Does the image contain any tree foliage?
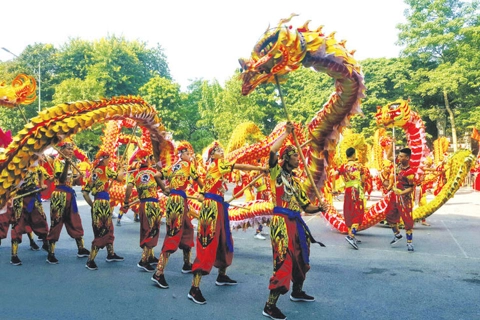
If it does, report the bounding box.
[397,0,480,148]
[1,2,480,156]
[138,76,182,133]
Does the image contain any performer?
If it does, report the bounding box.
[379,160,394,195]
[473,158,480,191]
[187,141,266,305]
[151,141,204,289]
[122,150,170,272]
[9,162,50,265]
[0,204,10,247]
[331,147,368,249]
[432,155,449,196]
[46,140,90,264]
[40,154,56,201]
[0,147,10,247]
[262,123,326,320]
[417,157,437,226]
[252,166,270,240]
[232,169,249,199]
[82,151,126,270]
[386,148,416,252]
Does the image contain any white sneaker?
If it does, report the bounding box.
[254,233,266,240]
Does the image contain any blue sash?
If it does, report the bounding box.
[204,192,233,252]
[94,191,110,201]
[56,185,79,214]
[140,198,159,203]
[25,188,41,213]
[170,189,187,199]
[273,207,325,264]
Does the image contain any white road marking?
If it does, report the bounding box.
[441,220,469,258]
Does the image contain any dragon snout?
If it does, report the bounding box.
[241,84,254,96]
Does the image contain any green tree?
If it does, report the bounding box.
[196,73,283,145]
[55,36,171,97]
[55,39,95,81]
[52,76,105,105]
[20,43,58,113]
[352,57,415,142]
[276,67,334,127]
[50,76,107,155]
[0,61,31,131]
[177,79,217,151]
[197,79,223,142]
[216,75,280,142]
[138,76,182,133]
[0,43,57,132]
[397,0,480,150]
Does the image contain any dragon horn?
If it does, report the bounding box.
[238,58,248,70]
[278,13,299,26]
[300,20,311,31]
[264,23,271,33]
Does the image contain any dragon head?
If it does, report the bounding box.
[375,99,411,128]
[238,14,308,95]
[0,74,37,108]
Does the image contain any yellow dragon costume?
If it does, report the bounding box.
[0,74,37,108]
[0,96,172,211]
[236,15,474,233]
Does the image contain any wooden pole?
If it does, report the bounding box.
[226,173,265,203]
[124,198,140,208]
[187,210,200,219]
[274,75,324,204]
[226,139,311,203]
[44,154,55,173]
[300,139,312,148]
[53,147,84,178]
[187,196,249,211]
[392,127,396,186]
[18,105,29,124]
[120,124,138,166]
[12,188,42,200]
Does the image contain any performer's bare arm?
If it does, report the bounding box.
[393,186,413,196]
[330,168,339,177]
[269,122,294,167]
[38,170,47,190]
[82,191,93,207]
[194,177,205,192]
[116,167,126,182]
[59,159,70,184]
[123,183,134,205]
[154,173,170,195]
[386,173,394,191]
[303,203,325,214]
[386,143,394,162]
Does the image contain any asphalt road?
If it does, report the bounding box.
[1,186,479,320]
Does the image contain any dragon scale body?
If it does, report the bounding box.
[239,15,364,199]
[238,16,364,230]
[0,96,170,210]
[238,17,473,233]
